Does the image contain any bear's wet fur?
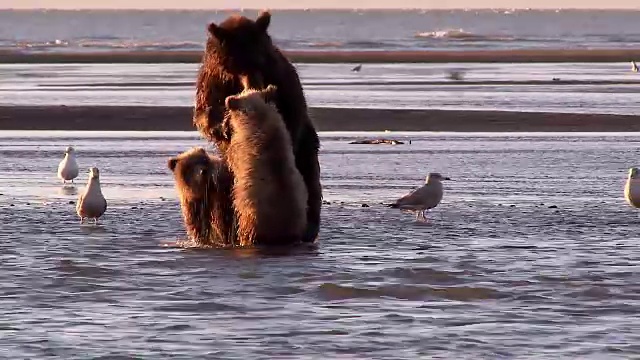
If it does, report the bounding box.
[168,147,236,247]
[224,85,308,247]
[194,11,322,244]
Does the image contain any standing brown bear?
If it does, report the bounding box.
[193,11,322,245]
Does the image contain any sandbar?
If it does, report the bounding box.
[2,49,640,64]
[1,105,640,132]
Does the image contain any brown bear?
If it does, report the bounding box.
[193,10,322,245]
[167,147,236,247]
[224,85,308,247]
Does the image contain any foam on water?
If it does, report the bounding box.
[2,9,640,52]
[0,131,638,358]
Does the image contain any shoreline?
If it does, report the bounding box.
[2,106,640,132]
[2,49,640,64]
[38,79,640,88]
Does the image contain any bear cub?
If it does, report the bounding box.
[224,85,308,247]
[168,147,235,247]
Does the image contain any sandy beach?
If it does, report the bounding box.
[3,48,640,64]
[1,105,640,132]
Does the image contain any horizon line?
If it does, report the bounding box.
[1,7,640,11]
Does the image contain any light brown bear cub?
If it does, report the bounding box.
[168,147,236,247]
[224,84,308,247]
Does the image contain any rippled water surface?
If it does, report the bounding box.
[0,130,639,358]
[2,62,640,115]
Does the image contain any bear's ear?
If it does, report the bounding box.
[255,11,271,33]
[260,84,278,103]
[208,22,226,40]
[225,95,241,110]
[168,158,178,172]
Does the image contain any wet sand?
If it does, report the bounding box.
[1,105,640,132]
[3,48,640,64]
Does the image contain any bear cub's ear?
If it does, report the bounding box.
[207,22,226,40]
[225,95,241,110]
[260,84,278,103]
[255,11,271,33]
[168,158,178,172]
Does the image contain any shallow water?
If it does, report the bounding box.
[0,130,638,358]
[1,62,640,115]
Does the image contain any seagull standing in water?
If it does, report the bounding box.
[624,167,640,208]
[57,146,79,184]
[77,167,107,224]
[388,173,451,221]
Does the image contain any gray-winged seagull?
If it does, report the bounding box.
[388,172,451,221]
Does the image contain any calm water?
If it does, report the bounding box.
[0,130,639,358]
[1,9,640,52]
[1,62,640,114]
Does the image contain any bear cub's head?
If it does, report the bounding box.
[224,84,278,116]
[168,147,220,199]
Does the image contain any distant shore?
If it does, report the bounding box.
[2,49,640,64]
[1,106,640,132]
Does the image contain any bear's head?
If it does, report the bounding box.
[168,147,220,199]
[224,84,278,116]
[207,11,273,75]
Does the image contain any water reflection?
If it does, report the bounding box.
[58,185,78,196]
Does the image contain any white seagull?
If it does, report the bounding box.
[624,167,640,208]
[76,167,107,224]
[57,146,79,184]
[388,173,451,221]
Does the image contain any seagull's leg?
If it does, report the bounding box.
[415,211,421,221]
[421,210,428,222]
[93,218,98,225]
[79,217,84,224]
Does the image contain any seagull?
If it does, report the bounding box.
[447,69,465,81]
[57,146,79,184]
[351,64,362,72]
[624,167,640,208]
[388,173,451,221]
[76,167,107,224]
[632,61,638,73]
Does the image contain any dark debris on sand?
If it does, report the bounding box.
[349,139,405,145]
